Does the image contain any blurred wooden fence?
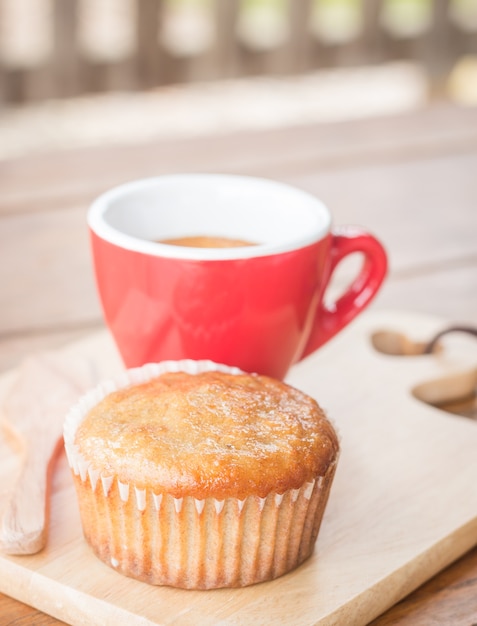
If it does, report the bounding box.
[0,0,476,104]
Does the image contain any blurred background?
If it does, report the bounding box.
[0,0,476,159]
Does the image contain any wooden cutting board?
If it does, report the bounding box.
[1,309,477,626]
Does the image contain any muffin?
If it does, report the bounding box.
[63,360,339,589]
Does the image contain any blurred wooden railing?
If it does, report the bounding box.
[0,0,476,105]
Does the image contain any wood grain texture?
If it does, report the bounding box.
[0,595,65,626]
[0,311,476,625]
[372,546,477,625]
[2,104,477,215]
[3,547,477,626]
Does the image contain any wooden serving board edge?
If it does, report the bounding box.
[336,518,477,626]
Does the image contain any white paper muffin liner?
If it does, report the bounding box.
[63,360,338,589]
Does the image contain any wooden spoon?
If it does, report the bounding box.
[370,330,431,356]
[0,352,95,555]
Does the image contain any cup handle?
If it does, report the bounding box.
[300,226,388,360]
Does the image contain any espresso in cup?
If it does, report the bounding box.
[159,236,257,248]
[88,174,387,379]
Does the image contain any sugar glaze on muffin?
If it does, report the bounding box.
[64,361,339,589]
[75,369,337,499]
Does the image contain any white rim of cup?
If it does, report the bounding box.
[87,174,332,260]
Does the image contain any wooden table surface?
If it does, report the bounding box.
[1,102,476,625]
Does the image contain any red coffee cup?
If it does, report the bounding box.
[88,174,387,379]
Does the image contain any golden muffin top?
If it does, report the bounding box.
[74,370,339,500]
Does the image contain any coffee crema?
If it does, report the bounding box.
[158,235,257,248]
